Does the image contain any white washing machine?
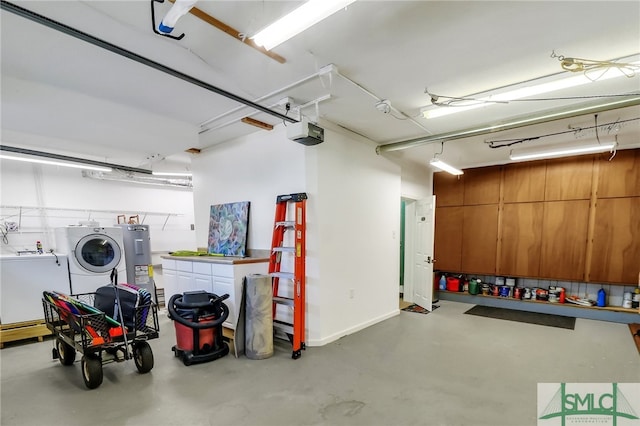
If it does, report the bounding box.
[54,226,127,294]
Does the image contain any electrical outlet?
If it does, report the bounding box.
[349,288,355,299]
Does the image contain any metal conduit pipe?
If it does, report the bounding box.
[375,96,640,154]
[0,0,297,124]
[202,94,332,135]
[333,71,433,135]
[199,64,335,132]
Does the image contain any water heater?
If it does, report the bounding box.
[117,224,156,303]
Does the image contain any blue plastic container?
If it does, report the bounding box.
[597,288,606,307]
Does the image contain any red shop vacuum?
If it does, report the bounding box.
[167,290,230,366]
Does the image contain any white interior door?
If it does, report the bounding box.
[403,201,415,303]
[413,196,435,311]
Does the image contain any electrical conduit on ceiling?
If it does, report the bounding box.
[375,96,640,154]
[0,0,297,125]
[201,94,332,136]
[199,64,336,133]
[199,64,430,137]
[332,71,433,135]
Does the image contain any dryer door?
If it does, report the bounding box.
[74,233,122,274]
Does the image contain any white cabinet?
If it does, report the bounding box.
[213,276,234,327]
[161,258,178,300]
[160,256,268,357]
[177,272,193,296]
[160,257,267,332]
[163,260,216,298]
[193,262,213,294]
[1,254,71,324]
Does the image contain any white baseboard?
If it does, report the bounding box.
[306,309,400,347]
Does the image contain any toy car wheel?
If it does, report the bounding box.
[56,338,76,366]
[81,355,103,389]
[133,341,154,374]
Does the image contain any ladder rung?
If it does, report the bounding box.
[273,296,294,306]
[274,321,294,334]
[270,272,294,280]
[276,221,295,228]
[273,247,295,253]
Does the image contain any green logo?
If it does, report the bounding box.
[539,383,639,425]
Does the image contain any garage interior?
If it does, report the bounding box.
[1,1,639,425]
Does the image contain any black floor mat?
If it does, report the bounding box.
[401,304,439,314]
[464,305,576,330]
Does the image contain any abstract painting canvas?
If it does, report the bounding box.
[208,201,250,256]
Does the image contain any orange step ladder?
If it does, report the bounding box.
[269,193,307,359]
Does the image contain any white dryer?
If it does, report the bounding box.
[54,226,127,294]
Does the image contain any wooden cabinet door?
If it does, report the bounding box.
[499,203,543,277]
[545,156,594,200]
[433,172,464,206]
[463,167,501,205]
[434,206,463,272]
[597,149,640,198]
[590,197,640,284]
[503,161,546,203]
[461,204,499,274]
[540,200,590,281]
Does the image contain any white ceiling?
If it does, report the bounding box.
[1,1,639,173]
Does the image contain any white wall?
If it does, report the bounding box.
[400,161,434,201]
[192,122,402,346]
[313,123,402,345]
[0,159,196,257]
[191,126,307,251]
[2,76,198,165]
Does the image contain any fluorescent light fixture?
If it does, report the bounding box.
[422,58,640,119]
[252,0,356,50]
[0,154,112,172]
[152,171,193,177]
[430,158,464,175]
[509,141,616,161]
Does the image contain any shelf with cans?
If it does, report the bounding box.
[435,272,640,315]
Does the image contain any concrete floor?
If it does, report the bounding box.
[1,300,638,426]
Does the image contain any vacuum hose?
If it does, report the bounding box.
[167,293,229,330]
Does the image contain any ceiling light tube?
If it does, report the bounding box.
[0,145,152,174]
[430,158,464,175]
[151,171,193,177]
[509,141,616,161]
[422,57,640,119]
[252,0,356,50]
[0,154,113,172]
